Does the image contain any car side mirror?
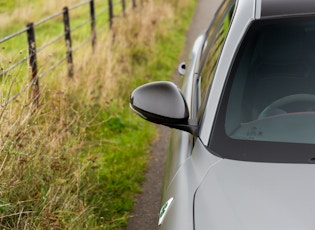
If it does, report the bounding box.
[130,81,198,135]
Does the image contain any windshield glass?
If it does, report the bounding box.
[210,17,315,163]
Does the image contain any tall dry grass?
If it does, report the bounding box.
[0,0,195,228]
[0,0,82,30]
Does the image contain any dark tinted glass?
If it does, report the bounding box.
[210,17,315,163]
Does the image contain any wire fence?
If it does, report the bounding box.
[0,0,139,108]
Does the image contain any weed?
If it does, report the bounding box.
[0,0,196,228]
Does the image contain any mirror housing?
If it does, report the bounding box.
[130,81,198,135]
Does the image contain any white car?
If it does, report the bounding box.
[130,0,315,229]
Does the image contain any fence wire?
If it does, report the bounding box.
[37,34,65,54]
[0,29,27,45]
[34,11,63,27]
[71,18,91,33]
[0,0,137,108]
[0,57,27,77]
[69,0,90,10]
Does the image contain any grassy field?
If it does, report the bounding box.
[0,0,196,229]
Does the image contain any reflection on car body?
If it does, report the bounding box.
[130,0,315,229]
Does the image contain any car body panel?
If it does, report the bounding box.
[160,0,257,228]
[261,0,315,18]
[194,159,315,229]
[159,139,222,229]
[182,33,206,115]
[200,0,255,143]
[162,33,206,192]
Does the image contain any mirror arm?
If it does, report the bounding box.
[163,119,199,136]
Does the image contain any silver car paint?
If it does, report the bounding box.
[162,33,206,191]
[199,0,255,144]
[182,33,206,114]
[255,0,262,18]
[160,0,250,228]
[195,160,315,229]
[159,138,222,230]
[158,0,315,229]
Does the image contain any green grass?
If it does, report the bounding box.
[79,103,156,227]
[0,0,196,228]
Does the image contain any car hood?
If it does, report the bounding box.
[194,159,315,230]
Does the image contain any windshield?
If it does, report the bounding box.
[210,17,315,163]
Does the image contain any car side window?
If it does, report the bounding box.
[197,2,235,111]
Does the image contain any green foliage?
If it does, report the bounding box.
[0,0,196,229]
[79,102,156,227]
[0,1,15,13]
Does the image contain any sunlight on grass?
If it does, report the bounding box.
[0,0,196,228]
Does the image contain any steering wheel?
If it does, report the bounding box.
[258,94,315,119]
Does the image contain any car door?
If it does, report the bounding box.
[161,0,236,197]
[157,4,238,228]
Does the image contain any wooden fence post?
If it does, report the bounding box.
[90,0,97,50]
[122,0,126,17]
[26,22,40,106]
[108,0,113,29]
[63,7,74,77]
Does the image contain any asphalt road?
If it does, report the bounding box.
[125,0,219,229]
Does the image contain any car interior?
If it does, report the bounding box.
[225,19,315,143]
